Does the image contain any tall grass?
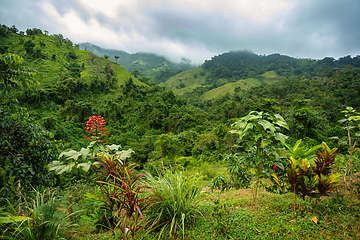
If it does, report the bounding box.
[146,170,205,239]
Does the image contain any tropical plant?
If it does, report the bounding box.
[0,107,59,199]
[224,153,253,189]
[209,175,231,192]
[338,106,360,177]
[0,53,37,91]
[48,115,127,174]
[146,170,205,239]
[229,110,289,208]
[285,141,340,201]
[94,147,159,239]
[2,189,74,240]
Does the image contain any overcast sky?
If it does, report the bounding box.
[1,0,360,64]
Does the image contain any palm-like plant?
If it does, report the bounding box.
[4,189,75,240]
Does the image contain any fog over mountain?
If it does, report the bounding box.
[1,0,360,64]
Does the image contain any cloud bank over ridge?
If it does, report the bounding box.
[1,0,360,64]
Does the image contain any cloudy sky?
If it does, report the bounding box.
[1,0,360,64]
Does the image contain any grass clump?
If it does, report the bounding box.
[146,170,205,239]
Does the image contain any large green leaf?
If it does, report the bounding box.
[58,150,81,160]
[107,144,122,152]
[117,148,135,160]
[274,132,288,145]
[0,215,32,224]
[258,119,275,133]
[77,162,93,172]
[273,113,289,130]
[48,161,75,174]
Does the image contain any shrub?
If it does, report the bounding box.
[285,141,340,200]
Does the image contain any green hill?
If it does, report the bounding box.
[2,24,360,167]
[0,25,208,151]
[160,51,360,100]
[79,42,196,83]
[160,66,208,95]
[161,67,283,100]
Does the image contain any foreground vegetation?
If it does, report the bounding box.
[1,24,360,239]
[2,177,359,239]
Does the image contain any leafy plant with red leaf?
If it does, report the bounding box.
[285,141,340,201]
[94,147,159,239]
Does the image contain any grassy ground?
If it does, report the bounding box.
[66,186,360,240]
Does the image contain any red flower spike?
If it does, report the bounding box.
[273,164,277,171]
[83,115,109,143]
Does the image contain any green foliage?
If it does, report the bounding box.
[0,207,31,224]
[212,198,229,237]
[0,107,59,198]
[94,151,157,239]
[229,110,289,206]
[338,106,360,176]
[2,189,74,240]
[224,154,253,189]
[0,53,37,94]
[285,141,340,200]
[209,175,231,192]
[146,170,204,239]
[48,141,96,174]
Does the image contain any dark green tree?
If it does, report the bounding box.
[0,53,59,198]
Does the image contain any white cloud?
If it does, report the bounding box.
[168,0,294,23]
[2,0,358,63]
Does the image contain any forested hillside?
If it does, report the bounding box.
[0,24,211,165]
[1,23,360,239]
[2,24,360,163]
[79,42,195,83]
[163,50,360,100]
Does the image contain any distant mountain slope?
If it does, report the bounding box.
[79,42,196,83]
[161,50,360,100]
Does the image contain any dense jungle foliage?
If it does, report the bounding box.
[1,24,360,239]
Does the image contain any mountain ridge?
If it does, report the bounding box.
[79,42,196,83]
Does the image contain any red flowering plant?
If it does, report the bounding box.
[83,115,109,143]
[49,115,119,174]
[49,116,157,236]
